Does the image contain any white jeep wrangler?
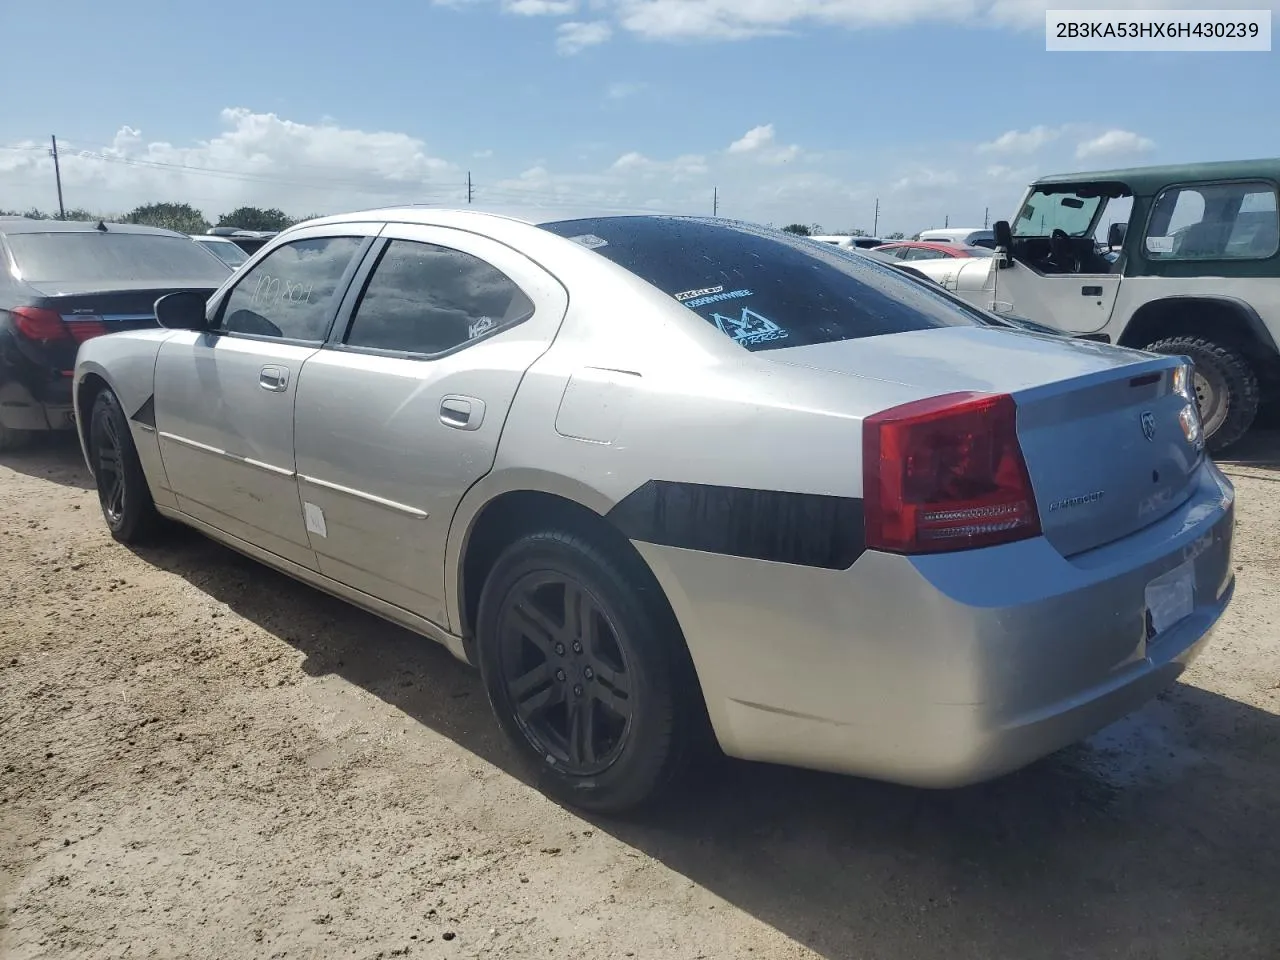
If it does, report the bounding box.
[910,159,1280,452]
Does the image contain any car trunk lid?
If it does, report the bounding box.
[15,283,218,371]
[768,325,1203,557]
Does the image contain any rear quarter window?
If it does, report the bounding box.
[538,216,982,351]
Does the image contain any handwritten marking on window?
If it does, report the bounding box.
[250,272,314,309]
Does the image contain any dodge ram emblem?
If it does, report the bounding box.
[1140,410,1156,441]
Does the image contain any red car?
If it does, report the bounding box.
[872,241,992,262]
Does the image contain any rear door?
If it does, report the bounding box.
[153,226,380,568]
[291,224,569,627]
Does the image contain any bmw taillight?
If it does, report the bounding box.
[862,391,1041,554]
[10,308,110,344]
[65,318,108,343]
[11,306,68,342]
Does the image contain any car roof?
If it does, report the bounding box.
[878,241,955,249]
[0,218,188,238]
[298,203,681,231]
[1033,157,1280,196]
[918,228,989,237]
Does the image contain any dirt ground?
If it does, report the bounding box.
[2,432,1280,960]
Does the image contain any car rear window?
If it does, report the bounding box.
[537,216,981,351]
[6,231,231,284]
[196,237,249,267]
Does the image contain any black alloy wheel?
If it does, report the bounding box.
[476,528,697,813]
[89,389,161,543]
[94,406,127,527]
[497,572,634,776]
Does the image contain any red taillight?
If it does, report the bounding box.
[11,306,68,341]
[65,319,108,343]
[862,391,1041,554]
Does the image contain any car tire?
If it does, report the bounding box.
[89,389,162,543]
[1145,336,1259,453]
[476,528,696,814]
[0,421,34,452]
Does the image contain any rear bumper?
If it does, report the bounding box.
[635,460,1236,787]
[0,376,74,432]
[0,331,74,432]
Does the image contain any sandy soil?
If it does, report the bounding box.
[2,431,1280,960]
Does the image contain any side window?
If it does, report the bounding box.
[218,236,363,340]
[343,239,535,356]
[904,247,944,261]
[1145,180,1279,261]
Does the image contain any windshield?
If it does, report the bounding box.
[538,216,983,352]
[6,231,231,284]
[196,237,249,268]
[1013,189,1103,237]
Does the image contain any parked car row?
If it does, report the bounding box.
[62,203,1234,814]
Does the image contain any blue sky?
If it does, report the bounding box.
[1,0,1277,234]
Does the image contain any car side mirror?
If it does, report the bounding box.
[1107,221,1128,249]
[992,220,1014,269]
[154,291,212,331]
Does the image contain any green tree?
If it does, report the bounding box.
[217,206,292,232]
[291,212,326,226]
[781,223,812,236]
[64,207,108,222]
[887,231,906,240]
[125,201,209,234]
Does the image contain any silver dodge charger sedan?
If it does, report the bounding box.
[72,207,1236,813]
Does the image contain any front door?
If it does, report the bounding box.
[993,259,1122,334]
[291,224,569,627]
[153,227,379,568]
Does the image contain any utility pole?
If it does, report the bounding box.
[873,198,880,237]
[713,187,718,217]
[50,135,65,220]
[944,214,949,229]
[984,207,990,229]
[466,171,473,204]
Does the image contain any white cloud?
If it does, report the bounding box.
[555,20,612,53]
[0,109,458,218]
[0,108,1060,240]
[726,124,802,165]
[977,125,1062,155]
[890,166,960,194]
[445,0,1280,50]
[611,151,708,179]
[503,0,575,13]
[728,124,776,154]
[1075,129,1156,160]
[606,80,649,99]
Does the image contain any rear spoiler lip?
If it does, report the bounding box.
[24,282,223,300]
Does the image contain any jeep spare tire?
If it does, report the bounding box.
[1144,336,1259,453]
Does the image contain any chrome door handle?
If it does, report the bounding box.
[439,395,485,431]
[259,365,289,392]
